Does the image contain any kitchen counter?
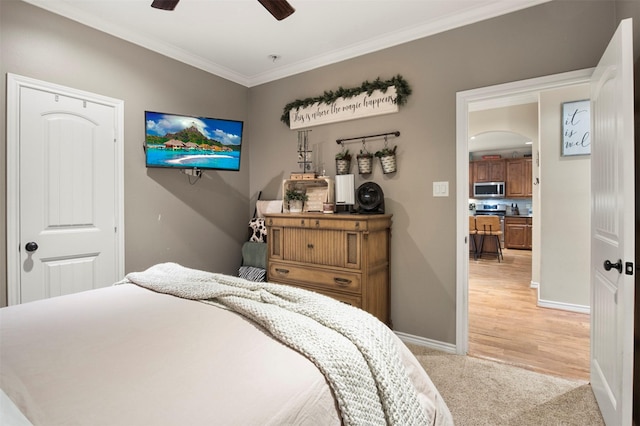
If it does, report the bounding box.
[505,213,533,218]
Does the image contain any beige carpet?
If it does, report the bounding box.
[406,344,604,425]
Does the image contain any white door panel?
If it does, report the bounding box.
[18,85,118,303]
[42,256,99,299]
[590,18,634,426]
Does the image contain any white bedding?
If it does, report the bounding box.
[0,266,452,426]
[1,388,33,426]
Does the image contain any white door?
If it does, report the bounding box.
[590,18,634,426]
[7,75,124,304]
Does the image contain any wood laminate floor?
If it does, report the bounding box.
[468,248,591,380]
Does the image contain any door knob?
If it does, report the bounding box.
[604,259,622,273]
[25,242,39,252]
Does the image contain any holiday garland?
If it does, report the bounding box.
[280,75,411,127]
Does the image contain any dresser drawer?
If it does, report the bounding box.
[306,218,367,231]
[268,262,362,294]
[281,228,360,268]
[303,287,362,308]
[266,216,308,228]
[266,215,368,232]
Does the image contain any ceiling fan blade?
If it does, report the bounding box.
[151,0,180,11]
[257,0,295,21]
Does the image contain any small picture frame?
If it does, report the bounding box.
[561,99,590,156]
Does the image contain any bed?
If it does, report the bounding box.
[0,263,453,425]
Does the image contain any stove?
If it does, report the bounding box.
[475,204,507,215]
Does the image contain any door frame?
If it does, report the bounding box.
[455,68,593,353]
[6,73,125,305]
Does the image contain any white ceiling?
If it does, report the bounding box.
[23,0,551,87]
[469,130,532,152]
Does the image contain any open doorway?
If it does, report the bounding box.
[456,69,594,380]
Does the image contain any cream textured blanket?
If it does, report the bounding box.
[123,263,432,426]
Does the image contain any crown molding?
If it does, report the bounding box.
[247,0,552,86]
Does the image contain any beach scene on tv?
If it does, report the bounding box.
[145,111,243,171]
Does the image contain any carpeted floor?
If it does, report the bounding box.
[406,344,605,425]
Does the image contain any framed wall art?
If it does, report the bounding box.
[561,99,590,156]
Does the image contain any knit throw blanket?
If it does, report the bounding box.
[123,263,431,426]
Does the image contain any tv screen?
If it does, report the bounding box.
[145,111,243,171]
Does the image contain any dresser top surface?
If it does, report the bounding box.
[264,213,392,220]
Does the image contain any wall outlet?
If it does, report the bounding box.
[433,181,449,197]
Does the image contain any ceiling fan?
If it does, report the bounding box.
[151,0,295,21]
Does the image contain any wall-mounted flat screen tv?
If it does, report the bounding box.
[145,111,243,171]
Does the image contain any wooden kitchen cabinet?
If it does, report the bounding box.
[473,159,506,183]
[265,213,392,325]
[505,216,532,249]
[469,162,474,197]
[506,158,532,198]
[524,159,532,197]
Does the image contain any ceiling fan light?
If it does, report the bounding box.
[151,0,180,11]
[257,0,295,21]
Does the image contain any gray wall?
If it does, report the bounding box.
[0,1,251,307]
[617,0,640,59]
[3,0,639,345]
[248,1,620,342]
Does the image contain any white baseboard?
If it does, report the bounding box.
[532,280,589,313]
[394,331,456,354]
[537,298,590,314]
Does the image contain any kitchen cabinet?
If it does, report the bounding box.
[469,162,474,198]
[505,158,532,198]
[524,159,532,197]
[505,216,532,249]
[473,159,505,183]
[265,213,391,325]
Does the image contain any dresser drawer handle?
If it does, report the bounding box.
[334,277,352,287]
[307,243,314,249]
[275,268,290,275]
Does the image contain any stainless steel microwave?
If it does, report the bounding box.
[473,182,505,198]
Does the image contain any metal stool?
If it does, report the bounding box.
[475,215,503,262]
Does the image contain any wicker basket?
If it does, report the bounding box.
[335,159,351,175]
[357,155,373,174]
[379,154,397,174]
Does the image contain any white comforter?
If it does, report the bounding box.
[123,263,432,426]
[1,264,453,426]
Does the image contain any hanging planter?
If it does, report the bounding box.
[379,155,397,174]
[356,146,373,175]
[357,154,373,174]
[335,148,352,175]
[375,145,397,174]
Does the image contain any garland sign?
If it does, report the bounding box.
[289,86,399,129]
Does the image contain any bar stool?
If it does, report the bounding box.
[475,215,503,262]
[468,216,478,260]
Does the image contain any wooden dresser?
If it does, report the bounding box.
[265,213,392,325]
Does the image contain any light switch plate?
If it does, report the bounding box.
[433,181,449,197]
